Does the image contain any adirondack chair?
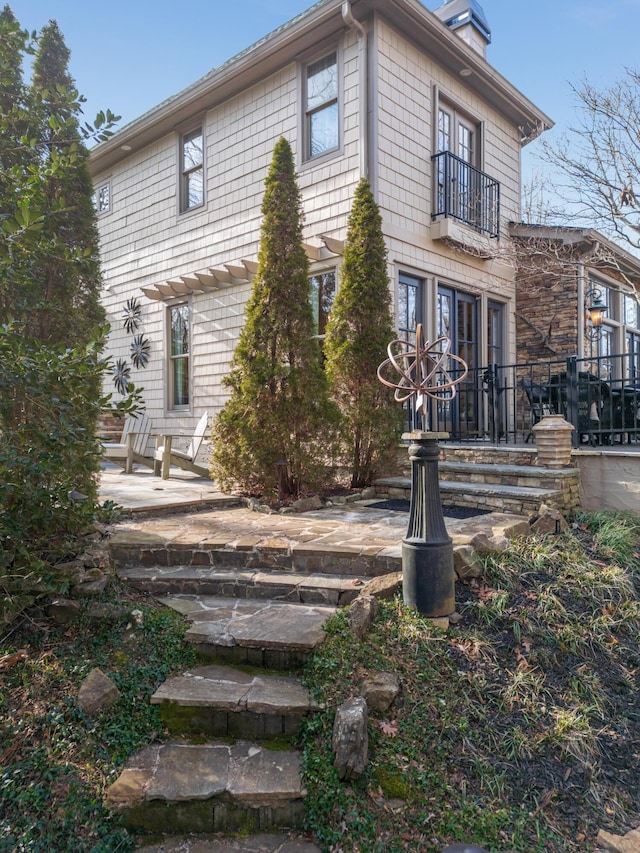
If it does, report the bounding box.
[153,411,210,479]
[102,412,153,473]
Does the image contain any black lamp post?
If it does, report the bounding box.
[378,325,468,617]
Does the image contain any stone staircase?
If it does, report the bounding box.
[104,502,533,850]
[376,445,580,516]
[105,545,346,850]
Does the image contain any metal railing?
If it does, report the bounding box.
[431,151,500,238]
[429,353,640,448]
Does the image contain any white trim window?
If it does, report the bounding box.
[624,293,640,381]
[304,52,339,160]
[180,128,204,212]
[95,181,111,214]
[169,303,190,409]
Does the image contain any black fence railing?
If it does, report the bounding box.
[431,151,500,238]
[429,353,640,448]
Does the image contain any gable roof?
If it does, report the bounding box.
[90,0,552,177]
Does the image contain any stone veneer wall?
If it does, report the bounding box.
[515,266,579,367]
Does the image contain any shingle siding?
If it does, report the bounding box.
[95,9,532,434]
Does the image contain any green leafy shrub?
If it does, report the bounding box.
[0,324,139,617]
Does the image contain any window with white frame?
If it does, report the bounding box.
[180,128,204,212]
[304,52,339,160]
[587,279,640,380]
[95,181,111,214]
[169,303,190,409]
[309,270,336,336]
[624,292,640,381]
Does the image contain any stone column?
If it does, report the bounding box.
[532,414,575,467]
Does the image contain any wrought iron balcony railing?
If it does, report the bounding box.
[429,352,640,448]
[431,151,500,238]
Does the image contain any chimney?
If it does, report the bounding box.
[433,0,491,58]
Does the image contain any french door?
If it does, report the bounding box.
[437,105,477,225]
[437,286,478,438]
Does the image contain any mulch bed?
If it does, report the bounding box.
[368,499,492,519]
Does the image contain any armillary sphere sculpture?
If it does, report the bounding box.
[377,324,468,618]
[377,323,468,429]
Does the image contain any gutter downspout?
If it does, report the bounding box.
[342,1,368,179]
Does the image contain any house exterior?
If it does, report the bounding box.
[510,224,640,372]
[89,0,552,444]
[507,224,640,512]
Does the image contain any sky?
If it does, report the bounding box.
[7,0,640,187]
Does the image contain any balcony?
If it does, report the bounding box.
[431,151,500,254]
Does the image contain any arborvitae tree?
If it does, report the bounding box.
[26,19,104,343]
[0,12,116,346]
[324,178,401,488]
[0,6,32,323]
[0,5,29,174]
[210,137,339,498]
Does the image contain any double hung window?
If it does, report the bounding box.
[180,128,204,212]
[624,294,640,381]
[305,52,339,160]
[169,304,190,409]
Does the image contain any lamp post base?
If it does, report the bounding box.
[401,431,455,617]
[402,539,455,617]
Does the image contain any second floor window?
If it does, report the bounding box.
[305,52,338,160]
[180,129,204,212]
[95,182,110,214]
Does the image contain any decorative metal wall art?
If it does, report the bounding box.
[122,297,142,334]
[113,358,131,395]
[130,334,151,368]
[114,296,151,393]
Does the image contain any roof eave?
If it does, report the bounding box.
[90,0,553,177]
[509,223,640,282]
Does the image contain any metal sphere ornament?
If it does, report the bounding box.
[377,323,468,423]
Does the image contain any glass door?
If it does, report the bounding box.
[437,286,478,438]
[485,301,505,441]
[398,274,422,428]
[437,105,476,225]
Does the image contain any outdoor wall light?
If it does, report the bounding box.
[585,286,607,339]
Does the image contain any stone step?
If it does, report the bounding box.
[136,834,322,852]
[374,476,564,515]
[438,460,577,486]
[106,741,305,834]
[161,595,336,669]
[110,531,399,579]
[151,664,320,740]
[118,565,370,606]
